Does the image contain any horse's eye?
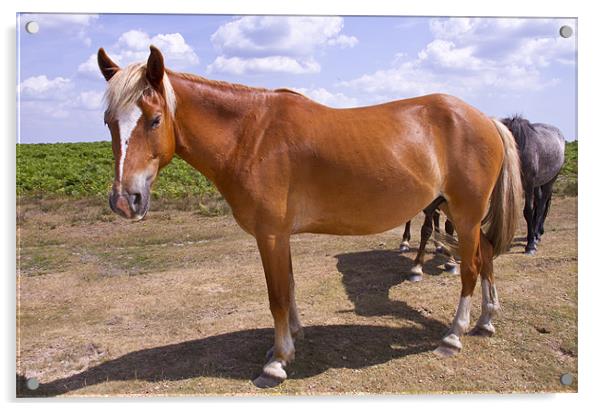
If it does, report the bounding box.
[150,115,162,129]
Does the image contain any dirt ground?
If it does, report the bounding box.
[16,195,577,396]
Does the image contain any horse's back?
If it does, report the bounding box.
[528,123,565,186]
[261,93,503,235]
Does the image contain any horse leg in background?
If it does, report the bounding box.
[287,254,303,340]
[408,198,446,281]
[534,176,557,243]
[523,184,538,255]
[445,218,455,238]
[536,196,552,242]
[400,221,412,252]
[254,233,296,388]
[433,210,445,253]
[408,211,434,281]
[469,230,499,337]
[533,186,543,241]
[435,220,482,356]
[442,218,459,274]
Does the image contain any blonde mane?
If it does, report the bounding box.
[103,63,176,120]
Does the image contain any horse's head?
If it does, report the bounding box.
[98,46,177,220]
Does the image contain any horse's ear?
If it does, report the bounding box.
[146,45,165,90]
[97,48,120,81]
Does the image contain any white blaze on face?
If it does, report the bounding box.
[117,107,142,181]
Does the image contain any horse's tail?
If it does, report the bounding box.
[483,118,523,257]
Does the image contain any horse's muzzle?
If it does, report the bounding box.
[109,189,149,221]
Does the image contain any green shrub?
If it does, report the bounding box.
[16,142,219,200]
[554,141,577,196]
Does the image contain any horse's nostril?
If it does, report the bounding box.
[129,193,142,213]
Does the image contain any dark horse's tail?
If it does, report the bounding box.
[484,118,523,257]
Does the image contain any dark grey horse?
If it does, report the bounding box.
[501,115,565,254]
[401,115,565,277]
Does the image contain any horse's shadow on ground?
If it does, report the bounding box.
[18,249,449,397]
[335,249,449,319]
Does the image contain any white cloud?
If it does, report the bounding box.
[18,73,105,121]
[77,54,99,78]
[211,16,355,57]
[428,17,576,64]
[340,58,557,99]
[506,36,576,68]
[293,87,358,108]
[418,40,484,71]
[18,75,72,100]
[208,16,357,75]
[208,56,320,75]
[339,17,576,100]
[113,30,200,68]
[327,34,358,49]
[74,90,104,111]
[78,29,200,78]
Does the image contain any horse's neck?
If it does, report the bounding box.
[170,74,266,184]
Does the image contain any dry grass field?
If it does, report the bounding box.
[16,195,577,396]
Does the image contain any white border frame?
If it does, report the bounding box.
[4,1,599,409]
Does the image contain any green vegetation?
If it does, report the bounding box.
[16,140,578,201]
[555,141,577,196]
[17,142,218,200]
[560,141,577,178]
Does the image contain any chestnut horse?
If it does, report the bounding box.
[98,46,522,388]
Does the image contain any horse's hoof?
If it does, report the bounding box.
[399,243,410,253]
[253,361,287,388]
[410,264,423,275]
[468,324,495,337]
[435,246,445,254]
[525,248,536,256]
[444,262,459,275]
[408,274,423,282]
[253,373,284,388]
[434,334,462,357]
[433,343,460,357]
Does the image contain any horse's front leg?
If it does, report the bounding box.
[264,254,303,360]
[253,233,296,388]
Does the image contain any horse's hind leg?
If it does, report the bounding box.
[433,210,444,253]
[435,218,481,357]
[469,231,500,337]
[534,177,557,242]
[523,185,537,254]
[536,195,552,241]
[400,221,412,252]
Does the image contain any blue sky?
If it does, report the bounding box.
[17,14,577,143]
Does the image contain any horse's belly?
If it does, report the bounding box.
[293,177,437,235]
